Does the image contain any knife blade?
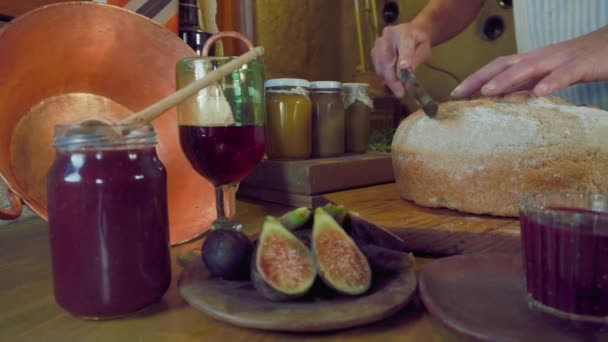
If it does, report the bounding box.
[398,68,439,118]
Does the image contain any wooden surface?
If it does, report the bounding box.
[242,152,394,196]
[0,198,443,341]
[324,183,522,256]
[238,185,329,209]
[419,254,608,341]
[178,257,417,332]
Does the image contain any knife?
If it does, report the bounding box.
[398,68,439,118]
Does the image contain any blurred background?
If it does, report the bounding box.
[0,0,516,223]
[1,0,516,130]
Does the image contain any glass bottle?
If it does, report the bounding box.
[179,0,215,56]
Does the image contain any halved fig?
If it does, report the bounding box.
[348,212,407,251]
[322,203,347,226]
[278,207,312,231]
[312,208,372,295]
[251,216,316,301]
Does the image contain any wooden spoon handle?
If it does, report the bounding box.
[118,46,265,126]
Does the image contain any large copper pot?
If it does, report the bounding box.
[0,2,216,245]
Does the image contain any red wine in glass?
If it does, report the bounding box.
[179,124,265,186]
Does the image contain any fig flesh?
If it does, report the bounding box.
[201,228,253,280]
[312,208,372,296]
[251,216,316,301]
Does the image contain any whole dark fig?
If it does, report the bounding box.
[202,228,253,280]
[356,242,415,273]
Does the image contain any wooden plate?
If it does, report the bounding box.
[178,259,417,332]
[419,254,608,341]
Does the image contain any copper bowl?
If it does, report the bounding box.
[0,2,216,245]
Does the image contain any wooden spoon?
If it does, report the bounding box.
[81,46,265,133]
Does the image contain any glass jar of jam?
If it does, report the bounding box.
[310,81,345,158]
[519,192,608,323]
[265,78,312,160]
[343,83,373,154]
[46,124,171,319]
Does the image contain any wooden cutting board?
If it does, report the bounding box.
[239,152,394,208]
[324,183,521,256]
[242,152,394,190]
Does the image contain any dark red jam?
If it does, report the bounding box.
[46,147,171,319]
[520,207,608,319]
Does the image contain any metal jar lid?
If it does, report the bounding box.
[265,78,310,88]
[53,124,157,150]
[310,81,342,89]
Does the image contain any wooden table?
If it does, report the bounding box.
[0,196,457,341]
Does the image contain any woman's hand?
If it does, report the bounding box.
[371,23,431,98]
[370,0,484,98]
[451,26,608,98]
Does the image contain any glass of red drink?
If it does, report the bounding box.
[519,193,608,324]
[175,55,265,262]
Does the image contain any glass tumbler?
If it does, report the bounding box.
[519,192,608,323]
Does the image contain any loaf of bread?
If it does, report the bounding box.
[391,93,608,217]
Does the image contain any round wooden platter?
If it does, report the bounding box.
[419,254,608,341]
[178,259,417,332]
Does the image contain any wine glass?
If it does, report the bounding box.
[175,35,265,265]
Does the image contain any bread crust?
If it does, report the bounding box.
[391,93,608,217]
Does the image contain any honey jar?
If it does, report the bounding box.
[343,83,373,153]
[265,78,312,160]
[310,81,345,158]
